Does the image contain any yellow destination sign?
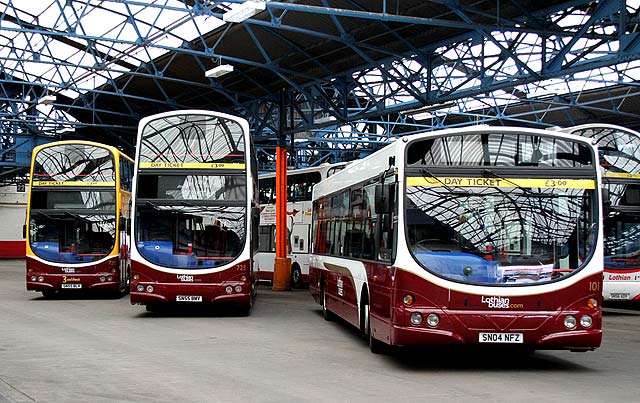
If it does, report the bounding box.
[33,181,115,187]
[406,176,595,189]
[139,162,246,169]
[603,172,640,179]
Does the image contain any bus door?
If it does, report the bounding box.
[371,172,397,328]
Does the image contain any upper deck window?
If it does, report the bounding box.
[407,133,593,168]
[33,144,115,183]
[569,127,640,175]
[139,114,245,165]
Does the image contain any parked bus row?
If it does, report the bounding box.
[25,110,259,313]
[22,112,640,353]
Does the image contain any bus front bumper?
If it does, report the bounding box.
[388,308,603,351]
[26,273,120,292]
[130,282,251,306]
[389,324,602,351]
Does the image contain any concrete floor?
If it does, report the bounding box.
[1,259,639,403]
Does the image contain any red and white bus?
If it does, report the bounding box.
[25,140,134,297]
[310,127,604,353]
[562,124,640,302]
[257,163,347,287]
[130,110,259,313]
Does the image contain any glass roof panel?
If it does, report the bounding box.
[0,0,226,99]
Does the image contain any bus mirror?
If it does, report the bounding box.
[252,206,261,224]
[601,188,611,217]
[22,224,26,239]
[375,184,393,214]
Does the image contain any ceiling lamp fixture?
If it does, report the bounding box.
[38,95,57,105]
[223,1,268,23]
[205,64,235,78]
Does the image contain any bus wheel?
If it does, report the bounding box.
[236,302,252,317]
[322,288,334,321]
[291,265,302,289]
[367,304,387,354]
[359,291,369,337]
[145,304,159,313]
[118,267,130,296]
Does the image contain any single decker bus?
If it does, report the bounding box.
[310,126,604,353]
[257,162,347,287]
[25,140,134,297]
[130,110,259,313]
[562,124,640,302]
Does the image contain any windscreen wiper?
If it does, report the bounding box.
[481,169,539,196]
[421,168,470,195]
[145,200,160,209]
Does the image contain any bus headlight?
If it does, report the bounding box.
[564,315,577,329]
[146,285,154,293]
[107,275,113,282]
[225,286,233,294]
[234,285,243,293]
[241,275,247,282]
[426,313,440,327]
[38,276,44,282]
[100,276,106,282]
[410,312,423,326]
[136,284,144,292]
[30,275,37,281]
[580,315,593,328]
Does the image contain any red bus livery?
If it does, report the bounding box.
[129,110,259,313]
[310,127,603,353]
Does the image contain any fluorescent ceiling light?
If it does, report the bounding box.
[205,64,235,78]
[38,95,57,105]
[314,115,336,124]
[223,1,267,23]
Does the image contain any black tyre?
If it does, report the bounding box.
[41,290,55,298]
[322,288,334,321]
[291,265,302,289]
[367,304,387,354]
[117,267,130,297]
[145,304,159,313]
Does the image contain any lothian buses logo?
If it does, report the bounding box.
[177,274,194,282]
[481,296,510,309]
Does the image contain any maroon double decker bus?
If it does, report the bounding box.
[130,110,259,313]
[25,140,133,297]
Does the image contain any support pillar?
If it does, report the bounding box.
[272,145,291,290]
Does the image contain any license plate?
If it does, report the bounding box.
[479,332,523,343]
[176,295,202,302]
[61,284,82,289]
[609,292,630,300]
